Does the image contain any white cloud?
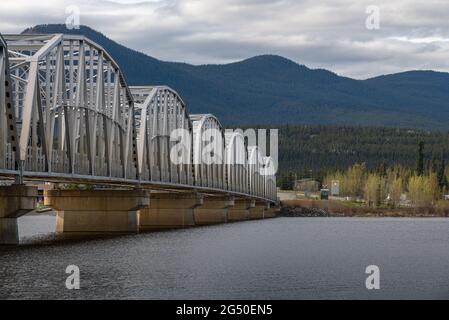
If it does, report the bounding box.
[1,0,449,78]
[389,36,449,44]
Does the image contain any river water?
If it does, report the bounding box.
[0,216,448,299]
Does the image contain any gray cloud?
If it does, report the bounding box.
[1,0,448,78]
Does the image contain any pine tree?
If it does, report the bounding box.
[416,141,424,176]
[430,155,438,174]
[377,162,387,177]
[438,154,448,190]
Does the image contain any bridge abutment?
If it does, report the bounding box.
[194,196,234,225]
[0,185,38,244]
[44,189,150,235]
[227,199,254,222]
[139,193,203,231]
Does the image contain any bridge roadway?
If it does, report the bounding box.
[0,34,279,244]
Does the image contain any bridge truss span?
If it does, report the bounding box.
[191,113,225,190]
[0,33,138,181]
[0,33,277,203]
[131,85,193,185]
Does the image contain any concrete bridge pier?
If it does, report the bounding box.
[194,196,234,225]
[227,199,254,222]
[249,201,269,220]
[44,189,150,235]
[139,192,203,231]
[0,185,38,244]
[264,203,280,218]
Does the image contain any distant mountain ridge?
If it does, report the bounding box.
[21,24,449,130]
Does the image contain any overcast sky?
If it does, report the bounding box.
[1,0,448,79]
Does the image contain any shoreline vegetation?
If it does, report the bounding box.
[280,200,449,217]
[278,139,449,217]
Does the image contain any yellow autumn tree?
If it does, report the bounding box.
[345,163,367,197]
[408,175,438,208]
[364,174,379,207]
[389,177,403,208]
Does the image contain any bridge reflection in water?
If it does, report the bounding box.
[0,33,278,244]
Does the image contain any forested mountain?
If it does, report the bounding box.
[22,24,449,130]
[276,124,449,177]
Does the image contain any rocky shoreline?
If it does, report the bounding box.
[280,206,330,217]
[279,205,449,217]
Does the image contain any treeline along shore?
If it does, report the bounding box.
[266,124,449,216]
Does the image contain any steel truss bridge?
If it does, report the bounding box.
[0,33,277,203]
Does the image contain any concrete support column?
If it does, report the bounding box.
[249,201,269,220]
[227,199,254,222]
[44,189,150,234]
[194,196,234,225]
[0,185,38,244]
[139,192,203,231]
[0,218,19,245]
[264,203,280,218]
